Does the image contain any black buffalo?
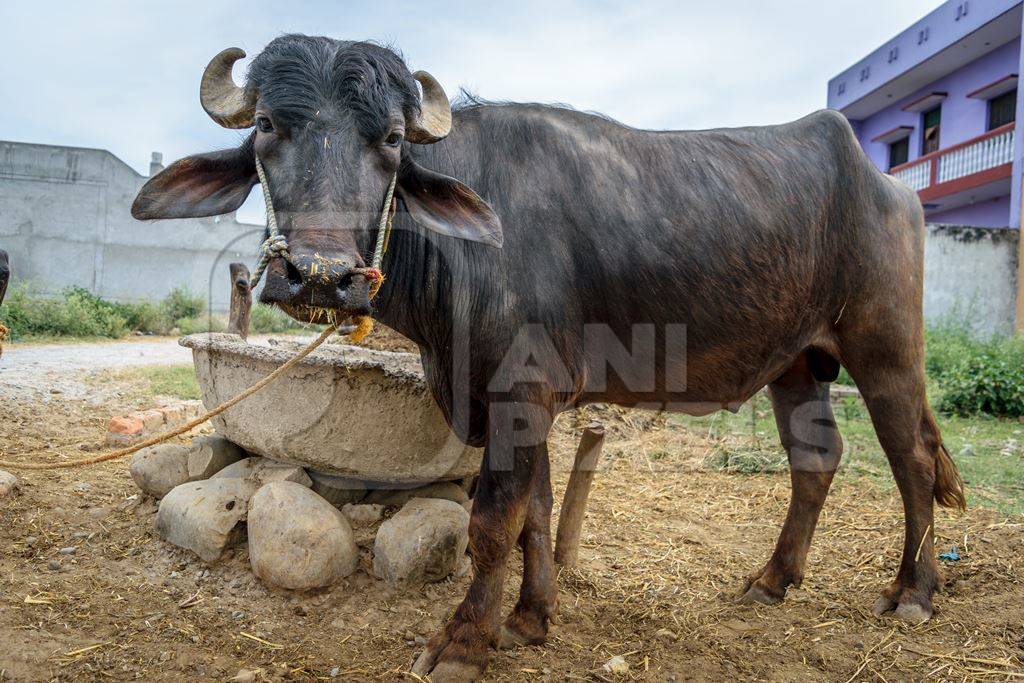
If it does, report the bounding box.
[134,36,965,682]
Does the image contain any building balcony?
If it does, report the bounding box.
[889,123,1014,203]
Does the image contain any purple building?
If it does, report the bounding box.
[828,0,1024,229]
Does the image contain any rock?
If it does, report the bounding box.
[307,470,367,507]
[654,628,679,642]
[0,470,18,499]
[59,546,77,555]
[129,444,191,498]
[248,482,358,590]
[373,498,469,584]
[47,560,61,571]
[958,445,976,458]
[187,435,246,480]
[603,655,629,674]
[155,479,256,562]
[364,481,469,507]
[71,481,93,494]
[231,669,261,683]
[341,503,384,526]
[213,456,313,488]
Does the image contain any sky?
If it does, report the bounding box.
[1,0,940,223]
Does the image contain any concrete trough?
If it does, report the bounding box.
[180,333,481,485]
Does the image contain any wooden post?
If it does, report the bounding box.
[227,263,252,340]
[0,250,9,307]
[554,422,605,568]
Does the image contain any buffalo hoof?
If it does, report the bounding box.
[498,604,553,649]
[871,589,933,623]
[736,568,789,606]
[737,582,784,606]
[411,631,488,682]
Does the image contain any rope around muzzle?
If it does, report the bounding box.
[250,155,397,342]
[0,158,398,471]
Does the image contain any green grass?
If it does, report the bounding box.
[93,364,200,401]
[680,392,1024,516]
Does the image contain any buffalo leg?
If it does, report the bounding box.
[739,353,843,604]
[413,405,551,682]
[499,451,557,649]
[852,366,960,622]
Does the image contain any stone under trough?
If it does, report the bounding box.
[128,333,484,591]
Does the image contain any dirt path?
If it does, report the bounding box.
[0,337,192,401]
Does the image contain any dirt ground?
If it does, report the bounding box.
[0,331,1022,681]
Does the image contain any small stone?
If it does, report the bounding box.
[47,560,61,570]
[130,444,191,498]
[24,536,37,547]
[603,655,629,674]
[59,546,77,555]
[231,610,245,620]
[155,479,256,562]
[654,628,678,642]
[365,481,469,507]
[71,481,93,494]
[248,482,358,590]
[307,470,367,507]
[187,435,247,480]
[0,470,18,499]
[213,456,312,488]
[329,666,340,678]
[87,507,110,520]
[958,445,976,458]
[373,498,469,584]
[341,503,384,526]
[231,669,259,683]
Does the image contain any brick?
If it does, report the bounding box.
[108,415,144,436]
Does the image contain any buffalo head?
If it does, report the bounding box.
[132,36,501,322]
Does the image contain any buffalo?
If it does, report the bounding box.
[133,36,966,681]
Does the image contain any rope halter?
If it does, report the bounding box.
[248,154,397,340]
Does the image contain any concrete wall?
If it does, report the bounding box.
[0,140,263,312]
[924,224,1020,335]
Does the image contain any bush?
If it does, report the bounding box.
[936,333,1024,417]
[175,314,226,335]
[161,287,204,322]
[250,303,307,333]
[0,285,128,339]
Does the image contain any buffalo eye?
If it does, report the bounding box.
[255,115,274,134]
[383,131,403,147]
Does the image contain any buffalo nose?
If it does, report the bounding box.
[283,254,370,312]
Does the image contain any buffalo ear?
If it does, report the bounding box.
[396,160,502,247]
[132,142,257,220]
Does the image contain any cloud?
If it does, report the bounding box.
[1,0,939,224]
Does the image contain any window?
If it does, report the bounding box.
[922,106,941,154]
[988,89,1016,130]
[888,137,909,169]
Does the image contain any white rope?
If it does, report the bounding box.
[249,155,396,285]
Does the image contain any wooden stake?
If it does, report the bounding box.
[228,262,252,340]
[0,249,9,306]
[554,422,605,568]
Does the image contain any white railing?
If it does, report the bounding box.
[891,161,931,190]
[889,123,1014,195]
[937,126,1014,183]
